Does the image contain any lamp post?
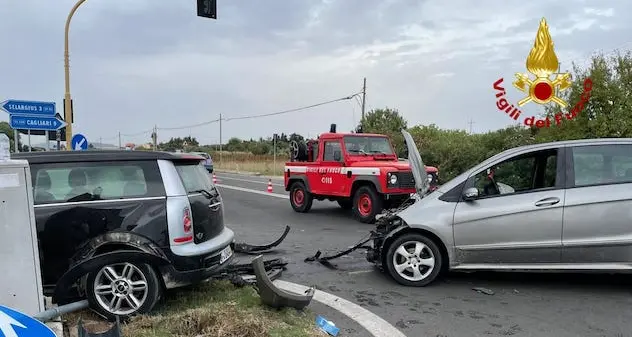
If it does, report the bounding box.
[63,0,87,150]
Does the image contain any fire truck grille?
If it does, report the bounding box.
[399,172,416,189]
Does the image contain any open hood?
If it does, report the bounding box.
[402,129,429,195]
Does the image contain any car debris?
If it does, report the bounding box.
[215,257,288,286]
[233,225,291,254]
[316,315,340,336]
[472,287,495,295]
[77,317,121,337]
[252,255,314,310]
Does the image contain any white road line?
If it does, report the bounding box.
[217,175,285,187]
[348,269,375,275]
[274,280,407,337]
[216,183,289,199]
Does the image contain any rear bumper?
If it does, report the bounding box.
[160,241,235,289]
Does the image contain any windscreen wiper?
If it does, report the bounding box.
[191,189,214,199]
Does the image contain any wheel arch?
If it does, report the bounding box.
[381,226,450,273]
[286,175,310,192]
[350,177,382,197]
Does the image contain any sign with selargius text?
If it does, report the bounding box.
[491,18,592,128]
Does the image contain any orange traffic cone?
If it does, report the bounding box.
[267,179,273,193]
[212,173,217,184]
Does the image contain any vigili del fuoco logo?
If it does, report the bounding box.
[492,18,592,128]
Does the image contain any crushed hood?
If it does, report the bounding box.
[402,129,429,195]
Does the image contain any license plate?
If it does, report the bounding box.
[219,246,233,264]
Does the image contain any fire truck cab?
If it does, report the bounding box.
[284,124,438,223]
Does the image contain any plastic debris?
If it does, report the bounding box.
[472,287,495,295]
[316,315,340,336]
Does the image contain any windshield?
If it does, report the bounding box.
[175,162,214,193]
[343,136,394,155]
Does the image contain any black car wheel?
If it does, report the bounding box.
[384,233,443,287]
[290,181,313,213]
[86,262,162,321]
[352,185,382,223]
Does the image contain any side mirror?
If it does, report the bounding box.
[333,150,341,162]
[462,187,479,201]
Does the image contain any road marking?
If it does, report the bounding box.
[218,175,285,187]
[216,183,289,199]
[274,280,407,337]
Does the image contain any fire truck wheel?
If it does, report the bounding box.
[352,185,383,223]
[290,181,313,212]
[337,199,352,210]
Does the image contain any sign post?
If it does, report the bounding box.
[1,99,63,152]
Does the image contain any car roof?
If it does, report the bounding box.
[11,150,204,164]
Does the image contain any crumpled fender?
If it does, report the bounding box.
[54,250,170,304]
[70,231,168,267]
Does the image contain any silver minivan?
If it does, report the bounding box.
[368,131,632,287]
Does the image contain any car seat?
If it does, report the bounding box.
[65,168,90,200]
[34,171,55,203]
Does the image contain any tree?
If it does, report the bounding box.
[0,122,21,152]
[537,51,632,142]
[358,108,408,156]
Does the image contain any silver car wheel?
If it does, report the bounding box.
[392,241,435,282]
[93,263,149,316]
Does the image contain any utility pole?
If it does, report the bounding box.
[361,77,367,122]
[219,114,223,164]
[273,133,277,175]
[99,137,102,149]
[468,119,475,134]
[153,125,158,150]
[118,132,121,149]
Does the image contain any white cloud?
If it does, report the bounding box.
[0,0,629,145]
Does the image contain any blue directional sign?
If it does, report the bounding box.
[0,100,56,116]
[9,115,66,131]
[0,305,55,337]
[71,133,88,151]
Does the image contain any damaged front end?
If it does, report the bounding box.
[306,129,428,270]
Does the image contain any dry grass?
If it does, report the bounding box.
[212,152,288,176]
[63,280,325,337]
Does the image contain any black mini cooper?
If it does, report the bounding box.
[12,150,235,320]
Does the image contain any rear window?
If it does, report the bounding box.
[30,160,164,205]
[175,162,214,193]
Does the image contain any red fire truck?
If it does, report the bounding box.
[284,124,438,223]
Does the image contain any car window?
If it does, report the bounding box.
[32,163,149,204]
[572,144,632,186]
[323,141,342,161]
[343,136,394,155]
[175,162,213,193]
[471,149,557,198]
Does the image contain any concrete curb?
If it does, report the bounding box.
[274,280,407,337]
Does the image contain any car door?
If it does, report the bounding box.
[452,147,565,265]
[561,143,632,264]
[310,140,345,195]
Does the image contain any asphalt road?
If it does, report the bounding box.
[215,171,632,337]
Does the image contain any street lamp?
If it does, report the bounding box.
[63,0,87,150]
[63,0,217,150]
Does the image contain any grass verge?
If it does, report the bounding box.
[64,280,325,337]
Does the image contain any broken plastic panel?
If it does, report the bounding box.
[252,255,314,310]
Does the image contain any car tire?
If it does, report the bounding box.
[86,262,163,321]
[337,199,352,210]
[384,233,443,287]
[290,181,313,213]
[352,185,382,223]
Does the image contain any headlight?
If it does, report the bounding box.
[389,174,398,185]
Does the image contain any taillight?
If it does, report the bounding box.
[183,207,192,233]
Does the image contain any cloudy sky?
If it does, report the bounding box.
[1,0,629,146]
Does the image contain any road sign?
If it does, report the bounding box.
[0,305,55,337]
[197,0,217,19]
[71,134,88,151]
[0,100,55,117]
[9,115,66,131]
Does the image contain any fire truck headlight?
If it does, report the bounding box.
[389,173,398,185]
